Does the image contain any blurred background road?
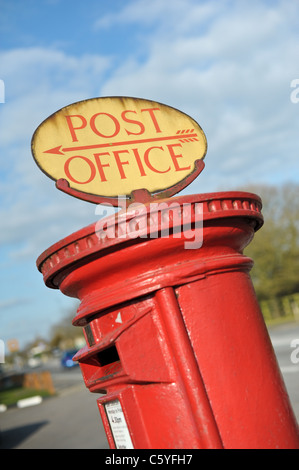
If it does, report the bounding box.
[0,363,110,449]
[1,321,298,449]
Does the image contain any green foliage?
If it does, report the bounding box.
[243,183,299,300]
[49,307,84,349]
[0,387,51,407]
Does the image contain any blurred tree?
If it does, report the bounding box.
[243,183,299,300]
[49,308,84,349]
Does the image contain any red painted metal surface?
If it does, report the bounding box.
[37,191,299,449]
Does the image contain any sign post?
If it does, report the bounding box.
[33,96,299,449]
[32,97,207,207]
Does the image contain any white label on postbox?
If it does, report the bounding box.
[105,399,134,449]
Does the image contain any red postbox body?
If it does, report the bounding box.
[37,191,299,449]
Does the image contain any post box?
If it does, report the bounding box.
[37,191,299,449]
[32,96,299,449]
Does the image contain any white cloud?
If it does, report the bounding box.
[0,47,112,145]
[0,47,114,261]
[0,297,31,310]
[97,0,299,190]
[1,1,299,264]
[95,0,219,34]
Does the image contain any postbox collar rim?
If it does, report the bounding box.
[36,190,263,275]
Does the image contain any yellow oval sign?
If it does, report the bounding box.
[31,97,207,204]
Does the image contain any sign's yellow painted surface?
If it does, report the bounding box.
[31,97,207,198]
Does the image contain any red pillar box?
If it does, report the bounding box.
[37,191,299,449]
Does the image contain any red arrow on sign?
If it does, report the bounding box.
[43,131,199,155]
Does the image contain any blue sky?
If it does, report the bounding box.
[1,0,299,350]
